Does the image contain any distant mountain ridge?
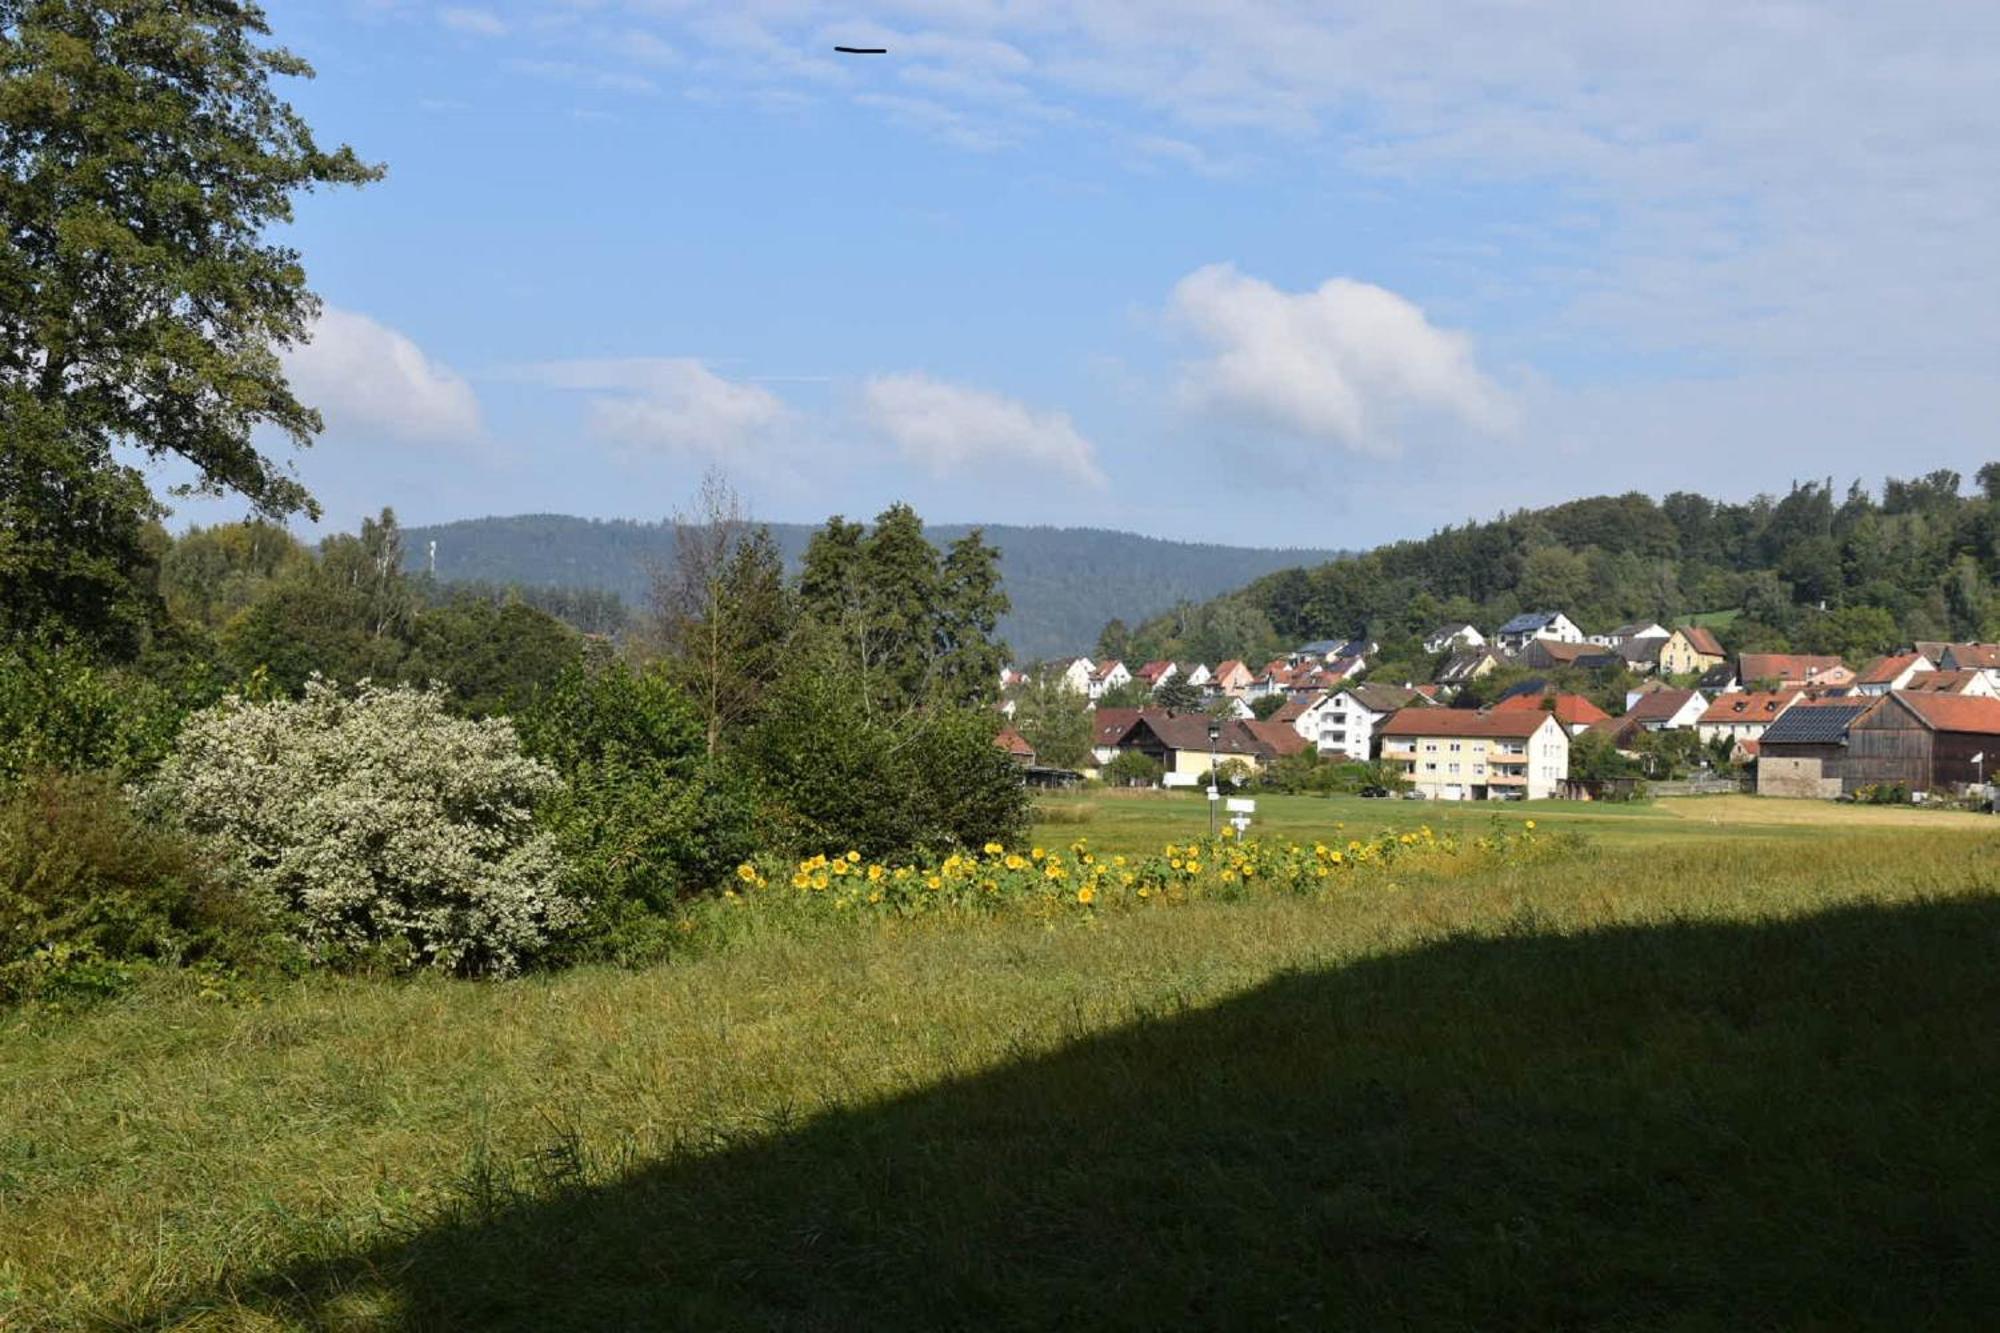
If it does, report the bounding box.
[400,514,1343,661]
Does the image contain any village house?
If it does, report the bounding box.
[1519,638,1622,671]
[1106,710,1297,779]
[1622,687,1707,732]
[1059,657,1096,696]
[1132,660,1178,693]
[1843,693,2000,795]
[1435,647,1500,688]
[1089,707,1144,769]
[1612,637,1668,673]
[1854,653,1935,696]
[1180,663,1213,690]
[1424,623,1485,654]
[992,727,1036,767]
[1086,659,1132,701]
[1695,690,1800,748]
[1378,709,1570,801]
[1936,644,2000,691]
[1658,626,1727,676]
[1495,610,1584,652]
[1208,659,1254,699]
[1738,653,1854,691]
[1296,683,1426,761]
[1491,691,1610,736]
[1695,661,1740,693]
[1902,669,1998,697]
[1588,621,1668,647]
[1754,699,1874,798]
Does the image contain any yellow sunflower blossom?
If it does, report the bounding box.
[1076,886,1095,904]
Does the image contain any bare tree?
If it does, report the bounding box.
[647,471,792,756]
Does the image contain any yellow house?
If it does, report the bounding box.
[1378,709,1570,801]
[1659,626,1726,676]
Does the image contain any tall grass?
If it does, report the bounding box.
[2,825,1997,1327]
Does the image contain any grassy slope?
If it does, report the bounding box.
[3,807,1999,1328]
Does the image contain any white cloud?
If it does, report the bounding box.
[531,358,793,463]
[438,6,506,37]
[863,372,1106,486]
[1167,263,1510,455]
[283,307,482,446]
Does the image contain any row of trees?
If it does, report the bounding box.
[1115,473,2000,677]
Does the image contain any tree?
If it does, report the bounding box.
[1097,678,1151,709]
[1100,749,1162,787]
[401,595,579,719]
[934,529,1010,706]
[649,473,793,756]
[1010,673,1092,769]
[221,509,415,690]
[1249,694,1288,721]
[1154,676,1203,710]
[1,1,380,647]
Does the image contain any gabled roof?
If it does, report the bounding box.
[1213,659,1248,680]
[1134,659,1177,683]
[1696,690,1799,725]
[1739,653,1847,684]
[1678,626,1726,657]
[1943,644,2000,670]
[1889,692,2000,735]
[1903,669,1983,694]
[1696,662,1739,689]
[1436,648,1497,682]
[1296,639,1344,655]
[1624,688,1701,725]
[1759,700,1871,745]
[1091,707,1144,745]
[1616,638,1666,664]
[1267,697,1313,726]
[1243,719,1309,756]
[1345,682,1425,715]
[1092,658,1125,679]
[1529,640,1604,666]
[1857,652,1928,685]
[1609,622,1668,639]
[1379,709,1557,740]
[1497,610,1566,634]
[993,727,1036,758]
[1119,710,1295,759]
[1428,622,1479,639]
[1493,692,1610,727]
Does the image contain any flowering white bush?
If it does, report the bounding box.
[143,678,578,975]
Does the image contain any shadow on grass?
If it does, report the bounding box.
[164,896,2000,1330]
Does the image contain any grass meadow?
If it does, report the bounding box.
[3,798,1999,1328]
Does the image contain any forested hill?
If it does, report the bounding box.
[400,514,1340,661]
[1121,469,2000,667]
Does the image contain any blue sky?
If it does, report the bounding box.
[166,1,2000,548]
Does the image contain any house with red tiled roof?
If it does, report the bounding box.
[1936,644,2000,692]
[993,727,1036,766]
[1107,709,1302,779]
[1855,652,1935,696]
[1845,692,2000,793]
[1132,660,1179,691]
[1738,653,1853,691]
[1492,691,1610,735]
[1378,708,1570,800]
[1088,707,1145,767]
[1695,690,1801,748]
[1209,660,1254,698]
[1902,669,1997,698]
[1623,687,1707,732]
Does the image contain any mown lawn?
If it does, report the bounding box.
[1032,788,1999,852]
[4,820,1999,1328]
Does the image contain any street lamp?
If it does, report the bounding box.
[1207,718,1222,837]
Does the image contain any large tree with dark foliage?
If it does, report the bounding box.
[1,0,378,652]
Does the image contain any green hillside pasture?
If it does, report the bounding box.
[3,825,1998,1328]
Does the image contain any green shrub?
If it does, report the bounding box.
[0,772,262,1001]
[0,639,188,786]
[518,659,759,962]
[744,666,1030,860]
[143,679,576,976]
[1101,750,1163,787]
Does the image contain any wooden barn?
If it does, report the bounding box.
[1754,700,1873,798]
[1844,693,2000,794]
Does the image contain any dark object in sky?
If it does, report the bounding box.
[834,46,888,54]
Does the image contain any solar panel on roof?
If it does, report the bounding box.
[1760,704,1869,744]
